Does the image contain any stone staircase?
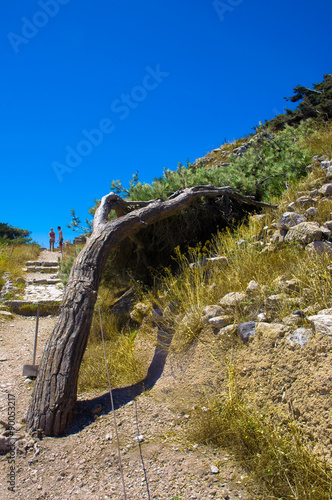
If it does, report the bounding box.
[4,252,65,316]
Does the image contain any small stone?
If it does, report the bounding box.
[209,316,234,328]
[219,292,245,310]
[237,322,256,344]
[205,256,228,266]
[0,311,14,318]
[134,435,144,443]
[306,207,318,217]
[306,241,332,256]
[257,312,267,322]
[210,465,219,474]
[287,328,312,347]
[246,280,259,295]
[201,305,224,324]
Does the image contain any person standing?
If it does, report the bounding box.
[49,228,55,251]
[58,226,63,250]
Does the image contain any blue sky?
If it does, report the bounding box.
[1,0,331,246]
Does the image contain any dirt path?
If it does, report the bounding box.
[0,252,259,500]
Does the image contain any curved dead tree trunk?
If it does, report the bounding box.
[26,186,275,436]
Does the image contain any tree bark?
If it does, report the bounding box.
[26,187,275,436]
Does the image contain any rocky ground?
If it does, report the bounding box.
[0,254,259,500]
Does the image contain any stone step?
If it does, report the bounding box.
[27,278,62,285]
[5,300,61,316]
[26,261,58,267]
[26,266,59,274]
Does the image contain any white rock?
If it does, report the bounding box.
[246,280,259,295]
[308,314,332,336]
[287,328,312,347]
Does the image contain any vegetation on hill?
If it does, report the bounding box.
[266,73,332,131]
[0,222,32,244]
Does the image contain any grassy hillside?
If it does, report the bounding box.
[70,76,332,498]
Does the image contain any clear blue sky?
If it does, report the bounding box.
[1,0,331,246]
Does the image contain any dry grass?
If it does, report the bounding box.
[189,368,332,500]
[0,243,40,287]
[304,122,332,158]
[78,287,145,392]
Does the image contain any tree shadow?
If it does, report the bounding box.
[67,326,173,435]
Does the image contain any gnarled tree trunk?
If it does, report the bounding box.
[26,187,274,436]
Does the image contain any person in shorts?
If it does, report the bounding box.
[49,228,55,251]
[58,226,63,249]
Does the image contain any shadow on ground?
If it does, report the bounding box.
[67,326,173,435]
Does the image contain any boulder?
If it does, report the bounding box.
[318,183,332,196]
[255,322,289,340]
[305,241,332,255]
[308,314,332,336]
[276,212,305,230]
[325,220,332,231]
[287,328,312,347]
[265,294,285,311]
[306,207,318,217]
[320,226,332,238]
[237,321,256,344]
[219,292,245,310]
[284,222,322,245]
[201,305,224,324]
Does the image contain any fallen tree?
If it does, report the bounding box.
[26,186,276,436]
